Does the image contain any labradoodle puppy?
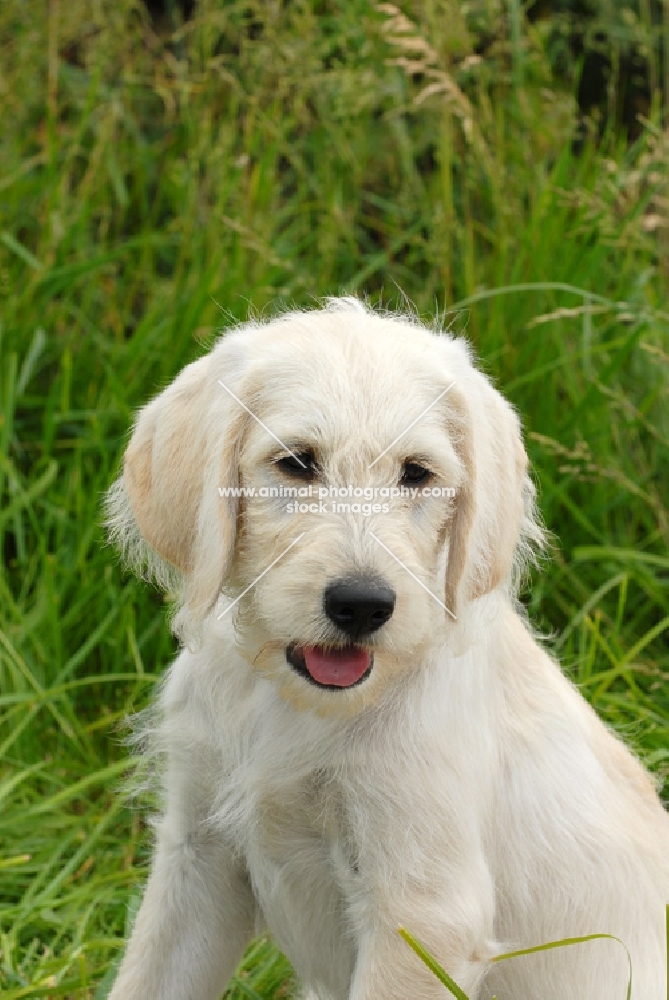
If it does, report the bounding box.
[105,298,669,1000]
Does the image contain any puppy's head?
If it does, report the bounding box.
[106,299,542,716]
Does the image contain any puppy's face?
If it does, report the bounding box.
[108,302,537,717]
[230,319,463,714]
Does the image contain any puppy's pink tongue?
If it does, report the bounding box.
[303,646,371,687]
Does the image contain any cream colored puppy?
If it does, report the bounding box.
[105,298,668,1000]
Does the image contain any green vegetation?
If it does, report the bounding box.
[0,2,667,996]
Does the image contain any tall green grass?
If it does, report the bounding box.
[0,2,667,996]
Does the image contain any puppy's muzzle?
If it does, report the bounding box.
[284,579,395,690]
[324,578,396,640]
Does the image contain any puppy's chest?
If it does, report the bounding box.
[240,770,360,993]
[246,769,359,891]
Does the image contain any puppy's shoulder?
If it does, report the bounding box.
[159,614,252,720]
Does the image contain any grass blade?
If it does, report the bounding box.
[398,927,471,1000]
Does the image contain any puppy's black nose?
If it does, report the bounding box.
[324,579,396,639]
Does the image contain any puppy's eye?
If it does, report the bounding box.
[276,452,317,480]
[400,461,432,486]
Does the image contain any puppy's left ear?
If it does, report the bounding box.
[443,345,538,614]
[105,336,249,626]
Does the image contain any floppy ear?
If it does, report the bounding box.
[106,338,249,623]
[444,358,531,614]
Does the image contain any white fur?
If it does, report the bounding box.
[105,299,669,1000]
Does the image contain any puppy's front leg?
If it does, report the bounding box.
[109,831,255,1000]
[348,864,496,1000]
[108,819,255,1000]
[349,925,488,1000]
[108,697,256,1000]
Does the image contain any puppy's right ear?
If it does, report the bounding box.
[106,339,248,626]
[121,355,214,574]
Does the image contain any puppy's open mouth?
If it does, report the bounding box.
[286,644,373,690]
